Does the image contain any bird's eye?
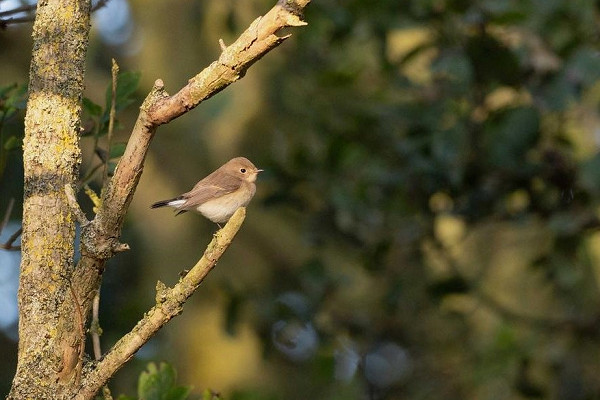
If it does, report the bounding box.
[240,168,246,173]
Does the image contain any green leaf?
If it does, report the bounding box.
[0,83,17,99]
[83,97,103,117]
[105,70,141,113]
[137,362,191,400]
[3,135,21,151]
[97,116,125,137]
[94,70,141,137]
[230,390,279,400]
[5,83,28,110]
[568,47,600,87]
[483,106,540,170]
[579,153,600,196]
[167,386,192,400]
[431,51,474,93]
[108,160,117,176]
[466,33,521,86]
[109,142,127,160]
[202,389,222,400]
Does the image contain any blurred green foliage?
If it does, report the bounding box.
[117,362,192,400]
[81,69,141,183]
[0,83,26,180]
[241,0,600,398]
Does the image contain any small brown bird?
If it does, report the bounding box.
[151,157,262,223]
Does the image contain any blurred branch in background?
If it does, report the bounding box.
[0,198,20,251]
[0,0,110,28]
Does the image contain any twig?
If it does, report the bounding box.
[101,387,113,400]
[0,198,14,234]
[91,291,102,360]
[75,207,247,399]
[102,59,119,187]
[0,15,36,28]
[71,0,310,303]
[1,227,21,251]
[0,3,36,17]
[0,0,111,28]
[64,184,90,226]
[79,163,104,189]
[68,281,86,384]
[0,199,21,251]
[147,0,310,125]
[474,289,566,329]
[90,290,114,400]
[91,0,110,12]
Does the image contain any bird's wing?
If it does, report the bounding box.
[180,174,241,209]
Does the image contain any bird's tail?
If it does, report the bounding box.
[151,197,184,209]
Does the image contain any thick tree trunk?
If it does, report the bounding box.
[8,0,90,398]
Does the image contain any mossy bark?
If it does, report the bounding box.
[8,0,90,399]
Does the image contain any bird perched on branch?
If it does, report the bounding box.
[151,157,262,223]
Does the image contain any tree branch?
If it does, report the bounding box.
[0,227,21,251]
[147,0,309,125]
[0,0,110,28]
[102,59,119,187]
[70,0,310,349]
[75,208,247,400]
[65,184,90,226]
[66,1,309,396]
[0,198,21,251]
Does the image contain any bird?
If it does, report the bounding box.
[151,157,262,223]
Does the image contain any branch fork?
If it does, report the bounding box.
[75,208,247,399]
[65,184,129,260]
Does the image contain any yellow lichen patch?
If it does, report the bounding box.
[24,92,81,173]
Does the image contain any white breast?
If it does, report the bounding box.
[196,186,255,223]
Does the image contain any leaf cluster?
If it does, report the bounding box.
[117,363,192,400]
[0,83,27,179]
[80,70,141,185]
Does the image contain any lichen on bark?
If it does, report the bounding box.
[8,0,91,399]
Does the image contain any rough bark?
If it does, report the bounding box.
[8,0,91,399]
